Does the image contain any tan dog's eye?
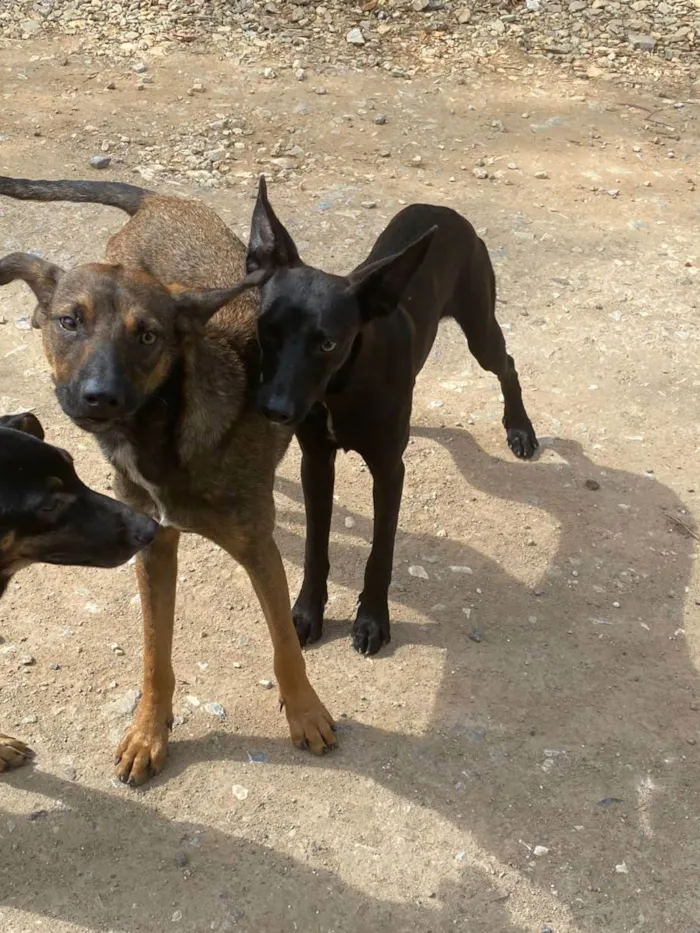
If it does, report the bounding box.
[140,331,157,346]
[59,317,78,332]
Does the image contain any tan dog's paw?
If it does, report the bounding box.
[114,711,172,786]
[283,690,337,756]
[0,733,35,772]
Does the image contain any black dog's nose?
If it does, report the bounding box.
[261,400,295,425]
[82,380,125,417]
[131,514,158,548]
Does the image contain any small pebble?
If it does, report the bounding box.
[259,679,274,690]
[346,27,365,46]
[344,516,356,528]
[375,114,387,125]
[533,845,549,857]
[408,565,429,580]
[361,201,377,210]
[89,155,111,170]
[20,656,36,666]
[534,170,550,180]
[468,628,483,643]
[585,479,600,491]
[203,702,226,720]
[232,784,249,801]
[174,851,189,869]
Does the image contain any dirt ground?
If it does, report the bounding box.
[1,35,699,933]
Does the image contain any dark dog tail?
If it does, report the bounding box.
[0,176,153,216]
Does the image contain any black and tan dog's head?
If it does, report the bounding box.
[0,255,263,434]
[245,176,436,426]
[0,412,158,596]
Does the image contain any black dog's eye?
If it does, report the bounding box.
[39,497,61,514]
[59,316,78,332]
[320,339,337,353]
[140,331,157,346]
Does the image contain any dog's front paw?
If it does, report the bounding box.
[507,424,538,459]
[115,708,172,786]
[283,688,337,756]
[292,600,325,647]
[0,733,35,773]
[352,610,391,656]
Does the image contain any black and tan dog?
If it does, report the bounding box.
[245,178,538,656]
[0,176,336,785]
[0,411,157,772]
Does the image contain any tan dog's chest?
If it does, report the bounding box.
[110,442,172,527]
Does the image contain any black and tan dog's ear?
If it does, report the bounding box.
[246,175,301,275]
[346,226,437,321]
[170,270,269,333]
[0,253,63,327]
[0,411,45,440]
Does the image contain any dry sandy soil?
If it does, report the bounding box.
[0,30,699,933]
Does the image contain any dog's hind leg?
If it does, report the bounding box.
[293,419,337,647]
[115,526,180,786]
[209,526,337,755]
[448,244,538,459]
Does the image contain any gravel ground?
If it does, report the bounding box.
[3,0,699,86]
[0,3,699,933]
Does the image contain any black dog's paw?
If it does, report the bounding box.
[507,424,538,460]
[352,612,390,656]
[292,603,325,648]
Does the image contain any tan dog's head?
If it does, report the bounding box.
[0,254,262,434]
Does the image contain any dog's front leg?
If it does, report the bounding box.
[213,528,337,755]
[293,429,337,646]
[115,526,180,785]
[352,456,405,656]
[0,733,35,772]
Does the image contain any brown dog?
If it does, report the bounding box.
[0,176,336,785]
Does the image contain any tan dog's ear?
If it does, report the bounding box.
[0,411,45,440]
[0,252,64,327]
[170,270,268,333]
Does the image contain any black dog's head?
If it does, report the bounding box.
[0,256,263,435]
[0,413,157,596]
[246,176,436,426]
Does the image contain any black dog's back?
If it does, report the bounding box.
[363,204,495,373]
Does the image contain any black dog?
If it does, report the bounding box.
[245,178,538,655]
[0,412,157,771]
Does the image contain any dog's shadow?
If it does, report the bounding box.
[2,762,540,933]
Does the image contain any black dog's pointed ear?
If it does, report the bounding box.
[346,226,437,321]
[171,269,268,333]
[246,175,301,275]
[0,252,64,328]
[0,412,45,440]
